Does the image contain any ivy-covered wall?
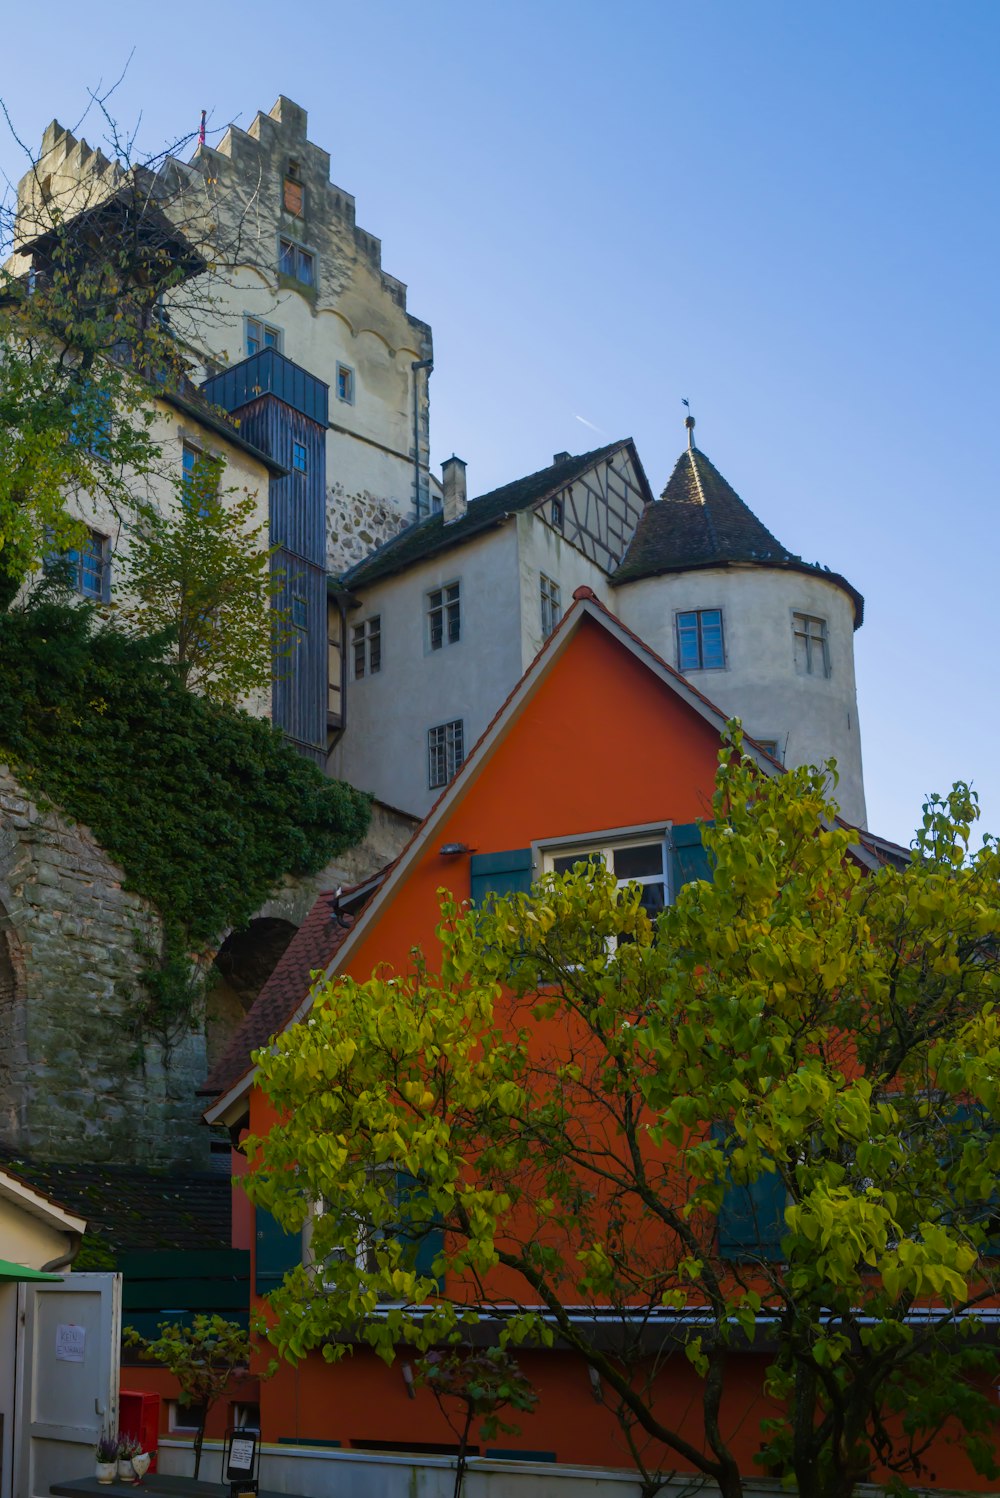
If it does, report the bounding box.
[0,602,376,1166]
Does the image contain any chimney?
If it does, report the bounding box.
[441,456,468,524]
[553,451,571,464]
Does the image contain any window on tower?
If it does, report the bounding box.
[676,609,725,671]
[792,613,830,677]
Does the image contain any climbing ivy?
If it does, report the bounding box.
[0,600,370,976]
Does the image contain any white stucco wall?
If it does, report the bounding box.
[332,527,524,817]
[615,566,867,826]
[40,400,273,720]
[0,1196,69,1269]
[181,264,423,562]
[514,511,613,668]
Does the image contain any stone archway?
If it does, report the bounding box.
[204,917,298,1073]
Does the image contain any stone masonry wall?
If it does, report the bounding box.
[326,482,410,573]
[0,766,208,1167]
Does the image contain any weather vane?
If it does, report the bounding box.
[682,398,695,449]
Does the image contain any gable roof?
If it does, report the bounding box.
[207,587,850,1128]
[343,441,649,590]
[614,445,864,627]
[0,1162,87,1236]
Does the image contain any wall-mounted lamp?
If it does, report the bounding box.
[439,842,475,857]
[401,1362,417,1400]
[587,1364,603,1404]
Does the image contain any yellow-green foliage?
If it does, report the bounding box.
[247,731,1000,1498]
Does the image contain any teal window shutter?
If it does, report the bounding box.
[254,1207,301,1294]
[395,1170,445,1290]
[470,848,533,903]
[718,1171,786,1262]
[712,1124,785,1262]
[671,821,713,892]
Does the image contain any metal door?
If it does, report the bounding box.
[13,1274,121,1498]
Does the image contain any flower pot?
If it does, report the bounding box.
[95,1463,117,1484]
[117,1459,136,1483]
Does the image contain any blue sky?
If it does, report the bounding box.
[2,0,997,848]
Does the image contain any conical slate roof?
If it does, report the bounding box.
[614,444,864,626]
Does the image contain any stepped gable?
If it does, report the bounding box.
[614,445,864,626]
[344,442,631,590]
[0,1148,230,1252]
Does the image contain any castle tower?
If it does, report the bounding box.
[613,422,867,826]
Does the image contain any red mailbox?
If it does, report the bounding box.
[119,1390,160,1471]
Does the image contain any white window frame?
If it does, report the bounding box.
[428,718,464,789]
[427,581,461,651]
[167,1400,202,1434]
[538,823,672,916]
[336,363,355,405]
[306,1170,408,1304]
[676,607,726,672]
[792,612,830,677]
[540,573,562,639]
[351,615,382,678]
[243,314,282,357]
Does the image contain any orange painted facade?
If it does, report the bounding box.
[236,608,995,1486]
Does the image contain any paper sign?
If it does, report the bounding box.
[55,1323,86,1362]
[229,1438,255,1472]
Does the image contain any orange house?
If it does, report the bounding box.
[202,590,990,1486]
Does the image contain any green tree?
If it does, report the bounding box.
[124,1316,275,1478]
[117,456,293,705]
[245,732,1000,1498]
[417,1347,537,1498]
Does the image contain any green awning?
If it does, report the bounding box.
[0,1257,63,1282]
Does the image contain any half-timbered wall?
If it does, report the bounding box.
[546,447,647,572]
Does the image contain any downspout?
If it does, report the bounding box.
[42,1230,83,1273]
[411,358,433,517]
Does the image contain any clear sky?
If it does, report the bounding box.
[2,0,997,848]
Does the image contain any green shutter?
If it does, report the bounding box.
[671,821,714,892]
[395,1170,445,1291]
[470,848,533,904]
[254,1207,301,1294]
[712,1124,785,1262]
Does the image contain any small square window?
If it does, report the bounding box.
[351,616,381,678]
[428,719,464,789]
[279,237,315,287]
[676,609,725,671]
[292,441,308,474]
[292,595,308,631]
[427,582,461,650]
[540,574,561,639]
[792,613,830,677]
[336,364,355,404]
[245,316,282,357]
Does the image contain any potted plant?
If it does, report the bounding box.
[95,1435,118,1484]
[117,1435,141,1483]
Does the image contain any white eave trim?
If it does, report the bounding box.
[0,1170,87,1235]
